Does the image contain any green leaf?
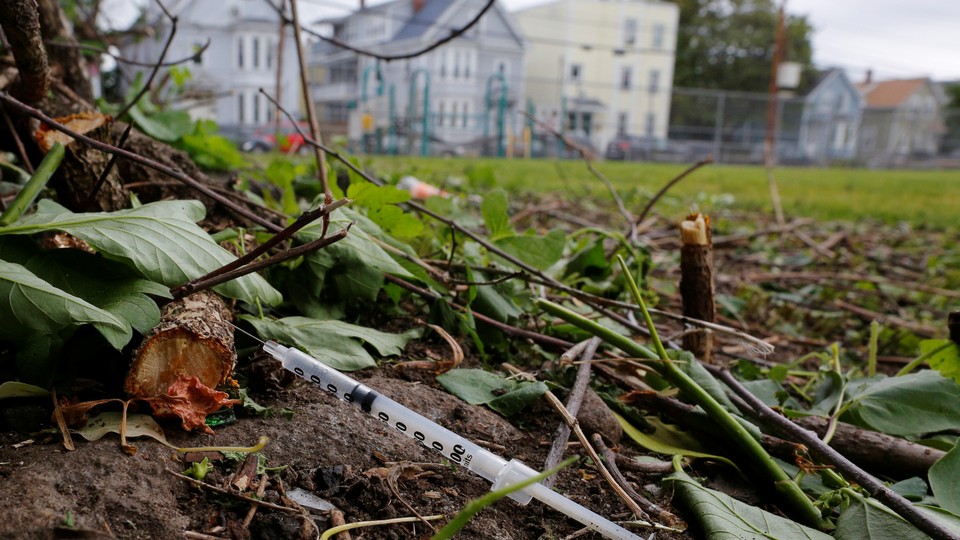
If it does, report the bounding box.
[263,159,301,215]
[0,240,169,334]
[921,339,960,384]
[494,229,565,270]
[666,469,832,539]
[241,315,420,371]
[298,207,411,302]
[349,182,411,207]
[0,260,130,349]
[128,106,193,142]
[481,189,512,240]
[0,381,49,399]
[0,200,281,306]
[367,205,423,239]
[182,457,213,481]
[834,496,932,540]
[0,142,63,226]
[888,477,930,501]
[617,413,738,470]
[930,441,960,515]
[841,371,960,437]
[436,369,547,416]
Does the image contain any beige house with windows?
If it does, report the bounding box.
[514,0,678,152]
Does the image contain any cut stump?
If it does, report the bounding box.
[679,213,716,362]
[125,291,236,398]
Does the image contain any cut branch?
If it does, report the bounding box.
[0,0,50,104]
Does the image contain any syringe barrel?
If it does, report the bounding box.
[264,341,508,482]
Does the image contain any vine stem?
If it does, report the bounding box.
[535,255,831,530]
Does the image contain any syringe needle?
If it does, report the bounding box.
[229,321,265,344]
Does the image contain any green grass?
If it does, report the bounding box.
[358,156,960,230]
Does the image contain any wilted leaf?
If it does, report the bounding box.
[242,315,420,371]
[929,441,960,515]
[127,106,193,142]
[0,200,281,306]
[436,369,547,416]
[842,371,960,437]
[73,411,172,447]
[666,469,832,539]
[616,413,737,470]
[0,260,130,349]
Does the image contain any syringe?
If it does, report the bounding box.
[261,340,639,540]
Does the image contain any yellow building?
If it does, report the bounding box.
[514,0,678,153]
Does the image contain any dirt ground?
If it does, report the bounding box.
[0,355,684,540]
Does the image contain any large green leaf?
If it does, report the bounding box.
[436,369,547,416]
[666,469,832,539]
[0,200,281,306]
[0,239,169,334]
[834,496,960,540]
[0,260,130,349]
[841,371,960,437]
[481,189,512,240]
[921,339,960,384]
[241,315,420,371]
[929,441,960,515]
[494,229,566,271]
[298,207,411,302]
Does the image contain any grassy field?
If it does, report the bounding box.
[358,156,960,229]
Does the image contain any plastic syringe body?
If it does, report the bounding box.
[262,341,639,540]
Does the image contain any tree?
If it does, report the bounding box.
[673,0,814,92]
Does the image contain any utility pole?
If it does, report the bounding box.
[764,2,786,225]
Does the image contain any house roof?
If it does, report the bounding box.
[857,78,927,108]
[394,0,456,41]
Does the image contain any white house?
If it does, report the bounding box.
[119,0,301,139]
[514,0,679,151]
[309,0,526,155]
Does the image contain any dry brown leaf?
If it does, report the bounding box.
[142,377,239,434]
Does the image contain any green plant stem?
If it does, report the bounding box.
[0,142,63,226]
[537,298,830,530]
[431,457,578,540]
[867,320,880,377]
[896,340,953,376]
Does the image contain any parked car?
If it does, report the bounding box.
[241,123,310,154]
[605,134,693,162]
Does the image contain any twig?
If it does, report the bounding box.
[834,300,937,338]
[82,121,133,211]
[167,469,303,513]
[590,433,681,527]
[0,91,282,232]
[45,38,209,68]
[171,197,350,297]
[744,270,960,300]
[287,2,329,197]
[276,0,495,62]
[0,0,49,104]
[51,389,75,452]
[0,103,33,174]
[521,111,634,236]
[542,338,599,488]
[712,367,960,540]
[502,363,647,519]
[241,473,270,529]
[118,0,179,119]
[171,224,352,298]
[635,158,712,226]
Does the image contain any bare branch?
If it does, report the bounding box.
[0,0,50,104]
[45,38,211,68]
[0,91,282,232]
[287,0,330,197]
[635,157,713,225]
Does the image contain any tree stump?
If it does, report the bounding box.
[125,291,236,398]
[679,213,716,362]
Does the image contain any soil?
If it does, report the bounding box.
[0,356,686,540]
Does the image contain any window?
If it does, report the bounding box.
[253,93,260,124]
[462,101,469,128]
[624,18,637,46]
[451,102,458,128]
[645,112,655,136]
[648,69,660,93]
[237,37,244,68]
[439,52,446,79]
[192,42,204,65]
[652,23,665,49]
[266,40,274,69]
[253,37,260,68]
[464,51,472,79]
[453,50,460,79]
[617,112,628,135]
[569,63,582,82]
[438,101,445,127]
[238,92,245,124]
[620,67,632,90]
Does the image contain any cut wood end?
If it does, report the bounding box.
[35,111,111,153]
[680,213,711,245]
[125,291,236,398]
